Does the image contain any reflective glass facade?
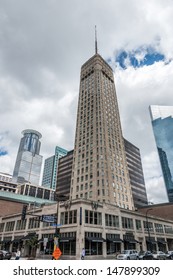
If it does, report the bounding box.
[149,106,173,202]
[42,146,68,189]
[13,129,43,185]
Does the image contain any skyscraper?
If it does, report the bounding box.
[70,39,134,210]
[124,138,148,208]
[149,105,173,202]
[42,146,68,189]
[56,150,74,199]
[13,129,43,185]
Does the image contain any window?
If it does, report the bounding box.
[5,221,15,231]
[60,210,77,225]
[121,217,134,229]
[135,219,142,231]
[105,214,119,227]
[85,210,102,225]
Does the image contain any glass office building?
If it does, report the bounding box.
[13,129,43,185]
[42,146,68,189]
[149,105,173,202]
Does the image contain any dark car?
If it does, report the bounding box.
[0,251,3,260]
[0,250,12,260]
[139,251,153,260]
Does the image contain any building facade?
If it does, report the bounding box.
[149,105,173,202]
[0,200,173,259]
[13,129,43,185]
[0,172,12,183]
[124,139,148,208]
[71,49,134,209]
[56,150,74,199]
[42,146,68,190]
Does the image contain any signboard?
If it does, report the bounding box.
[52,247,62,260]
[42,215,55,223]
[43,237,48,248]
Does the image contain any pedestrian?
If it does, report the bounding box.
[81,248,85,260]
[15,249,21,260]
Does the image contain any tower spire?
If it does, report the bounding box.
[95,25,98,54]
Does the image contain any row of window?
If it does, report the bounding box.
[1,211,173,235]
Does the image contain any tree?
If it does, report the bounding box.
[26,235,38,259]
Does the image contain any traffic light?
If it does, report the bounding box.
[55,228,60,238]
[21,205,27,221]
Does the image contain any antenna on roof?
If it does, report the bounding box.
[95,25,98,54]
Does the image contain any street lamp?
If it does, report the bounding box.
[145,208,153,252]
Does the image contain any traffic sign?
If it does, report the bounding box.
[42,215,55,223]
[52,247,62,260]
[51,223,62,227]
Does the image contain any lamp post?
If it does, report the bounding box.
[146,208,153,252]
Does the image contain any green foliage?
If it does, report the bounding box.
[26,235,38,258]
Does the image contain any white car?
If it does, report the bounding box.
[165,251,173,259]
[116,250,139,260]
[152,251,166,260]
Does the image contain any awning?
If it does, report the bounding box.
[22,234,37,241]
[107,238,123,243]
[157,240,167,244]
[12,238,23,243]
[146,240,157,244]
[59,237,76,243]
[85,237,106,242]
[1,240,12,244]
[123,239,139,244]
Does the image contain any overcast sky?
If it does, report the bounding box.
[0,0,173,204]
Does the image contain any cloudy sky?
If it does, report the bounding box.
[0,0,173,203]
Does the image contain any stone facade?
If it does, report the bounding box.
[1,199,173,259]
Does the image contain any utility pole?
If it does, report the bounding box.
[53,194,67,251]
[146,208,153,252]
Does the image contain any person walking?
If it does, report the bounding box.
[15,249,21,260]
[81,248,85,260]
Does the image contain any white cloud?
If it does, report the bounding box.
[0,0,173,203]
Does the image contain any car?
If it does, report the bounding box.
[152,251,166,260]
[165,251,173,260]
[0,251,3,260]
[116,250,139,260]
[138,251,154,260]
[0,250,12,260]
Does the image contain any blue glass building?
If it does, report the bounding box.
[42,146,68,189]
[149,105,173,202]
[13,129,43,185]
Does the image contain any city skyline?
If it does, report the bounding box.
[1,0,173,203]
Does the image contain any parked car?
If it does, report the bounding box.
[138,251,154,260]
[0,251,3,260]
[117,250,139,260]
[165,251,173,259]
[152,251,166,260]
[0,250,12,260]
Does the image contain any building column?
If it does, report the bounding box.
[76,207,85,260]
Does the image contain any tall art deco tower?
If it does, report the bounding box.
[70,31,134,210]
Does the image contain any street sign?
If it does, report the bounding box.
[51,223,62,227]
[43,237,48,247]
[52,247,62,260]
[42,215,55,223]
